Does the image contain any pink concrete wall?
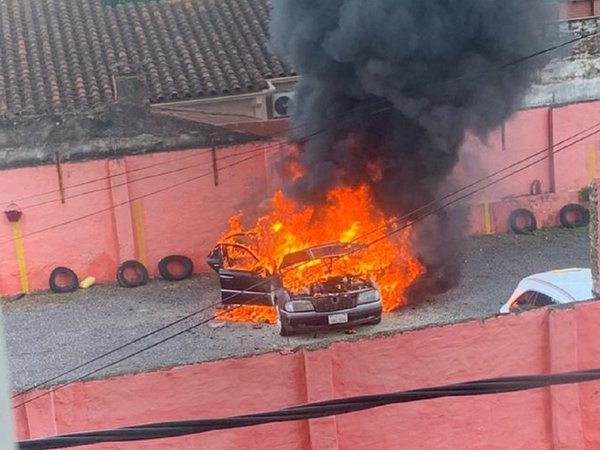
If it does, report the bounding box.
[458,100,600,234]
[14,300,600,449]
[0,143,271,295]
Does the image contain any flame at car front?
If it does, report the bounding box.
[216,184,425,324]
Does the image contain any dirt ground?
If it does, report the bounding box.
[3,227,590,390]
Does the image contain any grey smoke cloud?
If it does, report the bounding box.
[270,0,558,299]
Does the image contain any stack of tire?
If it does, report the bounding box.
[509,203,589,235]
[49,255,195,293]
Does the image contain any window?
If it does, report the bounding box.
[510,291,557,311]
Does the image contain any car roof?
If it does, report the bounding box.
[516,268,593,302]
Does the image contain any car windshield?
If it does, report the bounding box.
[279,242,365,271]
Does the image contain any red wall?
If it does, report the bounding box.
[14,300,600,449]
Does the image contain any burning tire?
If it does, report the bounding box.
[509,208,537,235]
[116,260,149,288]
[559,204,589,229]
[158,255,194,281]
[49,267,79,293]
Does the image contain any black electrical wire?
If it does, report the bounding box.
[14,119,600,405]
[352,119,600,244]
[363,124,600,249]
[17,367,600,450]
[11,279,277,409]
[20,145,279,210]
[0,149,278,247]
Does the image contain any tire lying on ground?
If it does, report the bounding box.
[158,255,194,281]
[49,267,79,293]
[559,203,589,229]
[509,208,537,235]
[116,260,149,288]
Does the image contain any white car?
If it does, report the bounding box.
[499,268,594,314]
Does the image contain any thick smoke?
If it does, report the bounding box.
[270,0,558,301]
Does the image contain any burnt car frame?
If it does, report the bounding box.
[206,239,383,336]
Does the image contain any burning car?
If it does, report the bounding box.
[206,239,383,336]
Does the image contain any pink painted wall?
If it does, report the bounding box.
[14,300,600,449]
[458,101,600,234]
[0,142,272,295]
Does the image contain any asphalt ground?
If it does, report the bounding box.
[2,227,590,391]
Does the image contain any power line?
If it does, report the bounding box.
[13,116,600,405]
[363,125,600,249]
[17,367,600,450]
[11,277,277,409]
[14,118,599,409]
[352,119,600,244]
[0,148,279,247]
[20,145,279,210]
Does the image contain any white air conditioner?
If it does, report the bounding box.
[271,92,295,118]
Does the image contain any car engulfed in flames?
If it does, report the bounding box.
[207,240,382,336]
[206,184,425,334]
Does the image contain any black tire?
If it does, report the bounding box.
[49,267,79,293]
[559,204,589,229]
[116,260,149,288]
[509,208,537,235]
[368,314,382,326]
[158,255,194,281]
[278,317,294,337]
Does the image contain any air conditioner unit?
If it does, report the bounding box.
[271,92,295,118]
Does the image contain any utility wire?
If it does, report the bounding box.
[14,119,600,409]
[13,117,600,406]
[20,145,279,210]
[363,125,600,249]
[351,119,600,244]
[17,367,600,450]
[11,280,277,409]
[0,149,279,247]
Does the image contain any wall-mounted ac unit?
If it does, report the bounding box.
[271,92,295,118]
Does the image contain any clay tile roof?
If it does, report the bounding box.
[0,0,295,116]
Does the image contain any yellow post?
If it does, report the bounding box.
[11,222,29,293]
[483,203,493,235]
[132,200,147,266]
[589,144,597,182]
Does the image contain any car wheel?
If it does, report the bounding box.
[368,315,382,326]
[276,315,294,337]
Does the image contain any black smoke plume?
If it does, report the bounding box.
[270,0,559,301]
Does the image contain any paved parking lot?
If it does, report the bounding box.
[2,227,590,390]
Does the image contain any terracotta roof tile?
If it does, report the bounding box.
[0,0,295,116]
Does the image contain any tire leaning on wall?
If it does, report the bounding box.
[559,203,590,229]
[509,208,537,235]
[116,260,149,288]
[49,267,79,293]
[158,255,194,282]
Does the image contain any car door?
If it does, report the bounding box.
[207,243,273,306]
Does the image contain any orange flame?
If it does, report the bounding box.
[217,184,425,324]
